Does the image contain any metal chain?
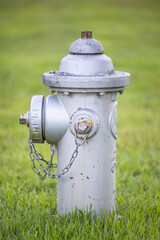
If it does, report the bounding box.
[28,133,88,180]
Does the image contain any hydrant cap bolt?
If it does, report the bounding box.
[81,30,92,39]
[19,114,27,125]
[75,118,92,134]
[19,112,30,127]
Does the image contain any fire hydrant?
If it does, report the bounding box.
[20,31,130,216]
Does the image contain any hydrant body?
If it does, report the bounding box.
[20,31,130,216]
[57,92,117,215]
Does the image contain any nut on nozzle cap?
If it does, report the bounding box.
[19,112,30,127]
[19,114,27,124]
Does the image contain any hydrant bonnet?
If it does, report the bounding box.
[43,31,129,92]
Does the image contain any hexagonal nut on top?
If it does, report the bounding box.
[81,30,92,39]
[75,117,92,134]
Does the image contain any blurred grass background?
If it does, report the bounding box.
[0,0,160,239]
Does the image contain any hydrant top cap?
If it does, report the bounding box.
[43,31,130,92]
[69,30,104,55]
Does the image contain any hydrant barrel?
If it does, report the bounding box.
[57,92,117,215]
[20,30,130,217]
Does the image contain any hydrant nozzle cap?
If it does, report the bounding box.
[69,30,104,55]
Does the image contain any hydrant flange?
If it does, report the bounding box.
[43,71,130,93]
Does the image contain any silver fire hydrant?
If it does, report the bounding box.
[20,31,130,216]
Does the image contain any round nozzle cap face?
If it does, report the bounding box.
[69,30,104,55]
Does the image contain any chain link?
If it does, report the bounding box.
[28,133,88,180]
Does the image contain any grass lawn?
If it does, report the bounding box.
[0,0,159,239]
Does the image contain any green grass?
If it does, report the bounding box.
[0,0,160,239]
